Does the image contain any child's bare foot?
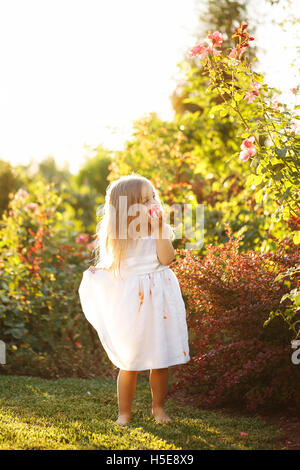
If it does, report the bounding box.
[115,414,131,425]
[151,407,173,423]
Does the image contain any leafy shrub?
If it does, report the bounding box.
[171,224,300,412]
[0,181,113,378]
[188,24,300,336]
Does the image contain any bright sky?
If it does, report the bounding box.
[0,0,298,174]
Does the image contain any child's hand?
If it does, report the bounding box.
[88,266,97,274]
[148,205,161,218]
[147,205,164,229]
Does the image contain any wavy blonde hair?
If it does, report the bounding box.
[92,173,175,279]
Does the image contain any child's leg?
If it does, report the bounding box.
[149,367,172,423]
[116,369,138,424]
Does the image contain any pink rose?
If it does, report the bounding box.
[15,189,29,199]
[239,149,252,161]
[26,202,39,212]
[239,137,256,161]
[241,136,256,151]
[76,233,90,244]
[244,91,256,103]
[244,82,260,103]
[189,44,207,58]
[87,240,96,250]
[148,205,161,217]
[206,31,223,48]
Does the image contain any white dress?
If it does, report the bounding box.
[78,234,190,371]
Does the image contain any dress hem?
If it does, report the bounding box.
[112,355,191,371]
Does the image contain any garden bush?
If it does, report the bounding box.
[171,223,300,412]
[0,181,112,378]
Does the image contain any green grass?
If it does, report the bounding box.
[0,375,281,450]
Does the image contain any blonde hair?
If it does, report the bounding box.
[92,173,175,279]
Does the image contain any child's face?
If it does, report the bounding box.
[140,184,157,229]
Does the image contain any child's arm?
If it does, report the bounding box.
[155,232,175,265]
[148,208,175,265]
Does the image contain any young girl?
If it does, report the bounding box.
[78,174,190,425]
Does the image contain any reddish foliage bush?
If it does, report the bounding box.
[171,224,300,412]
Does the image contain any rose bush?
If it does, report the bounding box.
[188,23,300,338]
[0,181,112,378]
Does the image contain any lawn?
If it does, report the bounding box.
[0,375,282,450]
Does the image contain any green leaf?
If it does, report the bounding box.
[275,148,287,158]
[253,72,264,83]
[293,232,300,245]
[255,188,263,203]
[295,293,300,306]
[210,104,222,114]
[235,93,244,101]
[283,187,292,199]
[271,163,285,171]
[273,171,284,181]
[254,174,263,185]
[220,108,228,117]
[246,174,256,186]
